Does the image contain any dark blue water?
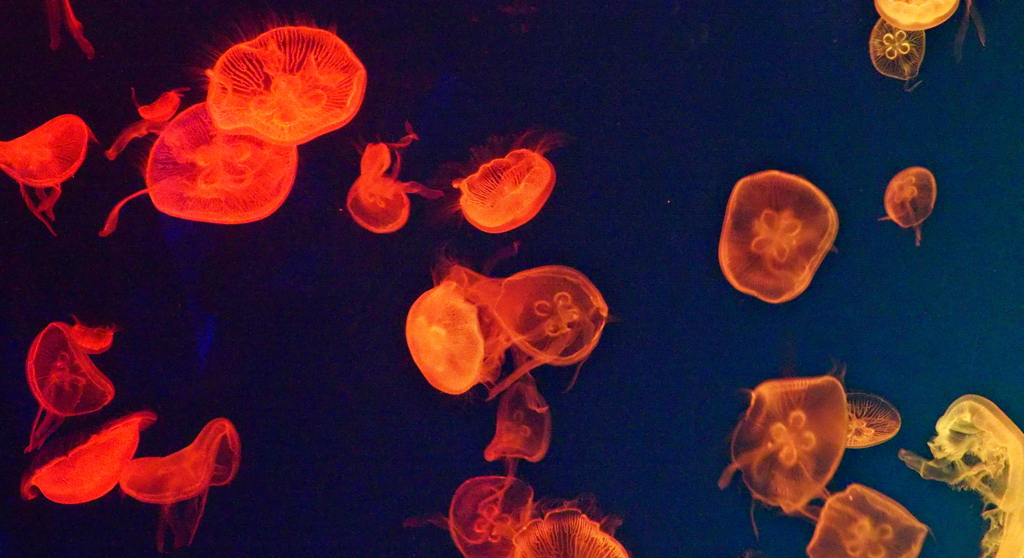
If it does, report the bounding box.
[1,0,1022,556]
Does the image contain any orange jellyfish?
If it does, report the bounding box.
[452,132,562,233]
[105,88,189,160]
[44,0,94,58]
[719,375,848,518]
[448,476,536,558]
[846,392,901,449]
[345,125,443,233]
[807,484,927,558]
[25,321,115,453]
[512,502,629,558]
[100,102,299,236]
[484,374,551,471]
[206,26,367,146]
[719,170,839,304]
[120,418,241,552]
[874,0,958,31]
[868,19,925,91]
[21,411,156,504]
[0,114,94,235]
[899,395,1024,558]
[881,166,936,246]
[68,316,118,354]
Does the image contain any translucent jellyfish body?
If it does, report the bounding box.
[882,166,936,246]
[874,0,959,31]
[868,19,925,89]
[807,484,927,558]
[846,392,901,449]
[485,374,551,466]
[105,87,189,160]
[449,475,536,558]
[512,504,629,558]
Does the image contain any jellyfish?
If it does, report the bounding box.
[206,26,367,146]
[0,114,94,235]
[120,418,241,552]
[345,124,443,233]
[452,132,562,233]
[25,321,115,453]
[880,166,936,246]
[67,316,118,354]
[21,411,156,504]
[512,503,629,558]
[899,395,1024,558]
[448,476,536,558]
[719,375,848,519]
[719,170,839,304]
[874,0,959,31]
[868,19,925,91]
[105,88,189,161]
[484,374,551,472]
[99,102,299,236]
[44,0,94,58]
[953,0,985,63]
[807,484,928,558]
[846,392,901,449]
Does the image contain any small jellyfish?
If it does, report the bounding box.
[452,132,562,233]
[68,316,118,354]
[881,166,936,246]
[485,374,552,470]
[206,26,367,146]
[100,102,298,236]
[719,375,848,519]
[105,87,189,160]
[25,321,115,453]
[868,19,925,91]
[719,170,839,304]
[846,392,901,449]
[874,0,959,31]
[44,0,94,58]
[899,395,1024,558]
[512,502,629,558]
[807,484,928,558]
[120,418,241,552]
[21,411,156,504]
[449,476,536,558]
[0,114,94,235]
[345,124,443,233]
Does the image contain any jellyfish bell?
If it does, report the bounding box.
[0,114,94,235]
[881,166,936,246]
[868,19,925,90]
[846,392,901,449]
[105,87,189,161]
[21,410,156,504]
[719,375,848,519]
[25,321,115,453]
[719,170,839,304]
[806,484,927,558]
[206,25,367,146]
[99,102,299,236]
[452,132,563,234]
[449,475,535,558]
[68,316,119,354]
[485,374,552,468]
[874,0,959,31]
[512,502,629,558]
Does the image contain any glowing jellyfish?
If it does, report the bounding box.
[807,484,927,558]
[21,411,156,504]
[512,503,629,558]
[485,374,551,469]
[68,316,118,354]
[868,19,925,90]
[345,125,442,233]
[44,0,94,58]
[899,395,1024,558]
[719,375,848,518]
[881,166,936,246]
[449,476,536,558]
[25,321,115,453]
[105,87,189,160]
[874,0,959,31]
[100,102,298,236]
[120,418,241,552]
[847,392,901,449]
[719,170,838,304]
[0,114,94,235]
[206,26,367,146]
[452,133,562,233]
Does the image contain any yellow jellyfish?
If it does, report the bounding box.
[874,0,959,31]
[846,392,901,449]
[868,19,925,91]
[807,484,927,558]
[899,395,1024,558]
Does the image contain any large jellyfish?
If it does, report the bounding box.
[105,87,189,160]
[868,19,925,91]
[719,170,838,304]
[206,26,367,146]
[881,166,936,246]
[899,395,1024,558]
[874,0,959,31]
[512,501,629,558]
[806,484,927,558]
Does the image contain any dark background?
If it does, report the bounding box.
[0,0,1022,556]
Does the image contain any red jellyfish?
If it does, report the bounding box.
[512,499,629,558]
[105,88,189,160]
[21,411,156,504]
[43,0,94,58]
[484,374,552,475]
[68,316,119,354]
[0,114,94,235]
[120,418,241,552]
[206,26,367,145]
[100,102,299,236]
[25,321,115,453]
[345,124,442,233]
[448,476,536,558]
